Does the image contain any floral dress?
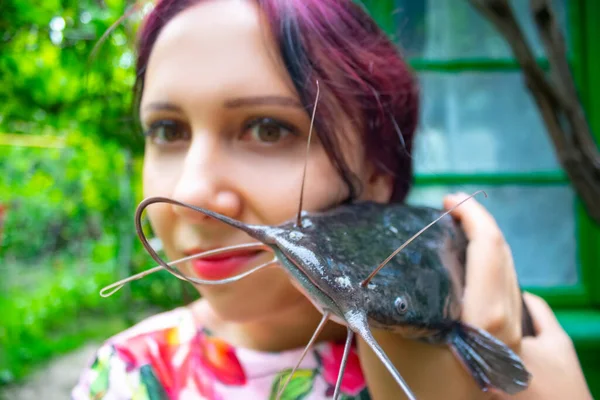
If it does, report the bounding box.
[71,307,371,399]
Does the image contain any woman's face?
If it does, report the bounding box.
[140,0,392,322]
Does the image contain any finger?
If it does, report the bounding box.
[443,192,499,242]
[443,192,509,290]
[461,240,521,344]
[444,191,512,307]
[522,292,564,337]
[444,192,522,345]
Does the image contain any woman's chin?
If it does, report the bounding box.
[198,280,313,324]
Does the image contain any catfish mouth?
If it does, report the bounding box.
[287,277,349,327]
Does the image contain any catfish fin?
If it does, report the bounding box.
[448,322,531,395]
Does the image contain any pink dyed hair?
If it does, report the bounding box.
[134,0,419,203]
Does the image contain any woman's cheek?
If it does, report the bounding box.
[142,158,180,258]
[143,152,164,197]
[143,144,189,195]
[242,151,346,222]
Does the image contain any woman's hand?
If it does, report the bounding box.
[446,192,592,399]
[443,192,523,350]
[492,292,593,400]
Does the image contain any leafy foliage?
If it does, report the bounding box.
[1,135,125,260]
[0,135,198,384]
[0,0,146,152]
[0,0,198,386]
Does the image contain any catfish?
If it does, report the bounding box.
[128,194,534,400]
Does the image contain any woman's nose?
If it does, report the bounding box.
[170,140,242,223]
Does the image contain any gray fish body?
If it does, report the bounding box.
[260,201,468,342]
[253,201,532,395]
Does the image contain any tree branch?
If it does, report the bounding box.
[529,0,600,170]
[466,0,600,224]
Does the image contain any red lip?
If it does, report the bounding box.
[185,248,264,281]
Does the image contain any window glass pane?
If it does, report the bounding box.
[412,71,561,174]
[394,0,568,60]
[405,184,577,288]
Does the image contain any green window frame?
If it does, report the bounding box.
[363,0,600,394]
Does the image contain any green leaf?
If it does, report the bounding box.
[88,351,111,398]
[139,365,169,400]
[269,368,316,400]
[132,381,150,400]
[340,388,372,400]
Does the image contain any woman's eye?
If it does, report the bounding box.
[244,118,296,144]
[143,120,190,145]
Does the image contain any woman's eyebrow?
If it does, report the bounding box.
[224,96,302,108]
[142,102,183,113]
[142,96,303,114]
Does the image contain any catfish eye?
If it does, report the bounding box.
[395,296,408,315]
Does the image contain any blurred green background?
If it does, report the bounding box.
[1,0,599,398]
[0,0,199,390]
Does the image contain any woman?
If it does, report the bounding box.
[72,0,592,398]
